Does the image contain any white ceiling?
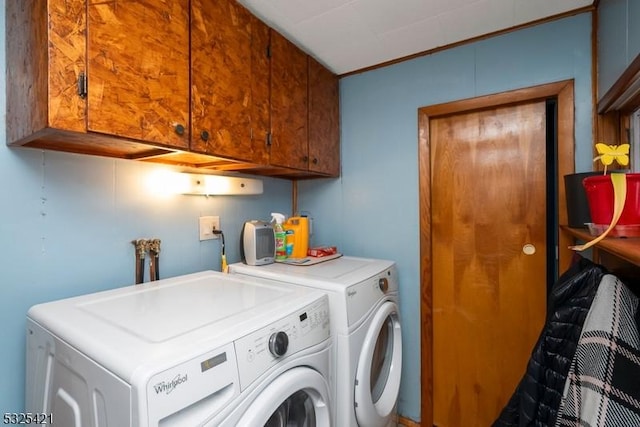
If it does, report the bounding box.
[236,0,594,75]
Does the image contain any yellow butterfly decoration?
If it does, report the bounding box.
[572,142,631,252]
[593,143,630,172]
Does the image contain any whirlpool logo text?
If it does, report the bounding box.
[153,373,188,395]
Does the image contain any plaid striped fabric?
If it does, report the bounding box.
[555,274,640,426]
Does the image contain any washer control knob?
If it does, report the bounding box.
[378,277,389,293]
[268,331,289,357]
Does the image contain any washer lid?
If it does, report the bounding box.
[291,257,372,279]
[230,256,395,289]
[27,271,325,382]
[77,275,287,342]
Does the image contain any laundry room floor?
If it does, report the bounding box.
[398,417,419,427]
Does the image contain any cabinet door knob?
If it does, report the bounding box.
[303,156,309,162]
[200,130,210,141]
[312,158,318,164]
[174,124,185,136]
[522,244,536,255]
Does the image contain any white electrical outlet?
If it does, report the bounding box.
[199,216,220,241]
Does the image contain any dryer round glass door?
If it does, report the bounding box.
[236,367,331,427]
[354,301,402,427]
[265,390,316,427]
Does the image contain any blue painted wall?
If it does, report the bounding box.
[299,13,593,422]
[597,0,640,99]
[0,9,293,413]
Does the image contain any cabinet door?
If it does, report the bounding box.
[308,57,340,176]
[270,31,309,170]
[6,0,87,143]
[87,0,189,149]
[49,0,87,133]
[191,0,269,163]
[250,18,271,166]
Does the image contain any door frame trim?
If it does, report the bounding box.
[418,80,575,425]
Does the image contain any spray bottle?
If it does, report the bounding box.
[271,213,287,261]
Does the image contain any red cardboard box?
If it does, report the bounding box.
[307,246,338,257]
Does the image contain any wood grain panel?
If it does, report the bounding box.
[269,30,309,170]
[308,57,340,176]
[6,0,50,142]
[431,102,547,426]
[191,0,266,162]
[49,0,86,132]
[418,110,434,426]
[16,129,175,158]
[398,415,421,427]
[6,0,85,139]
[87,0,189,148]
[250,16,271,165]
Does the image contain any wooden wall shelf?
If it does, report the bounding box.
[561,226,640,266]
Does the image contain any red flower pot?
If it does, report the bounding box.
[583,173,640,236]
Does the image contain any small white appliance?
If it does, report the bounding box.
[26,271,332,426]
[241,220,275,266]
[230,256,402,427]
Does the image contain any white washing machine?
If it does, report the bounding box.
[25,270,332,426]
[230,256,402,427]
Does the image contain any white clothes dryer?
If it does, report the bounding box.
[26,271,332,426]
[230,256,402,427]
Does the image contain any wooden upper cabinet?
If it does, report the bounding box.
[269,30,309,170]
[6,0,339,178]
[191,0,269,164]
[6,0,87,143]
[308,57,340,176]
[87,0,190,149]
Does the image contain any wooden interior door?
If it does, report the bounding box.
[429,101,548,426]
[420,80,575,427]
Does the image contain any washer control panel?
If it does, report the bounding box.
[234,294,330,390]
[346,265,398,327]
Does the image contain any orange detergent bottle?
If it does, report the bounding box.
[284,216,309,258]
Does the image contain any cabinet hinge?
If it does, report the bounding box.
[77,72,88,99]
[266,44,271,58]
[266,132,272,146]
